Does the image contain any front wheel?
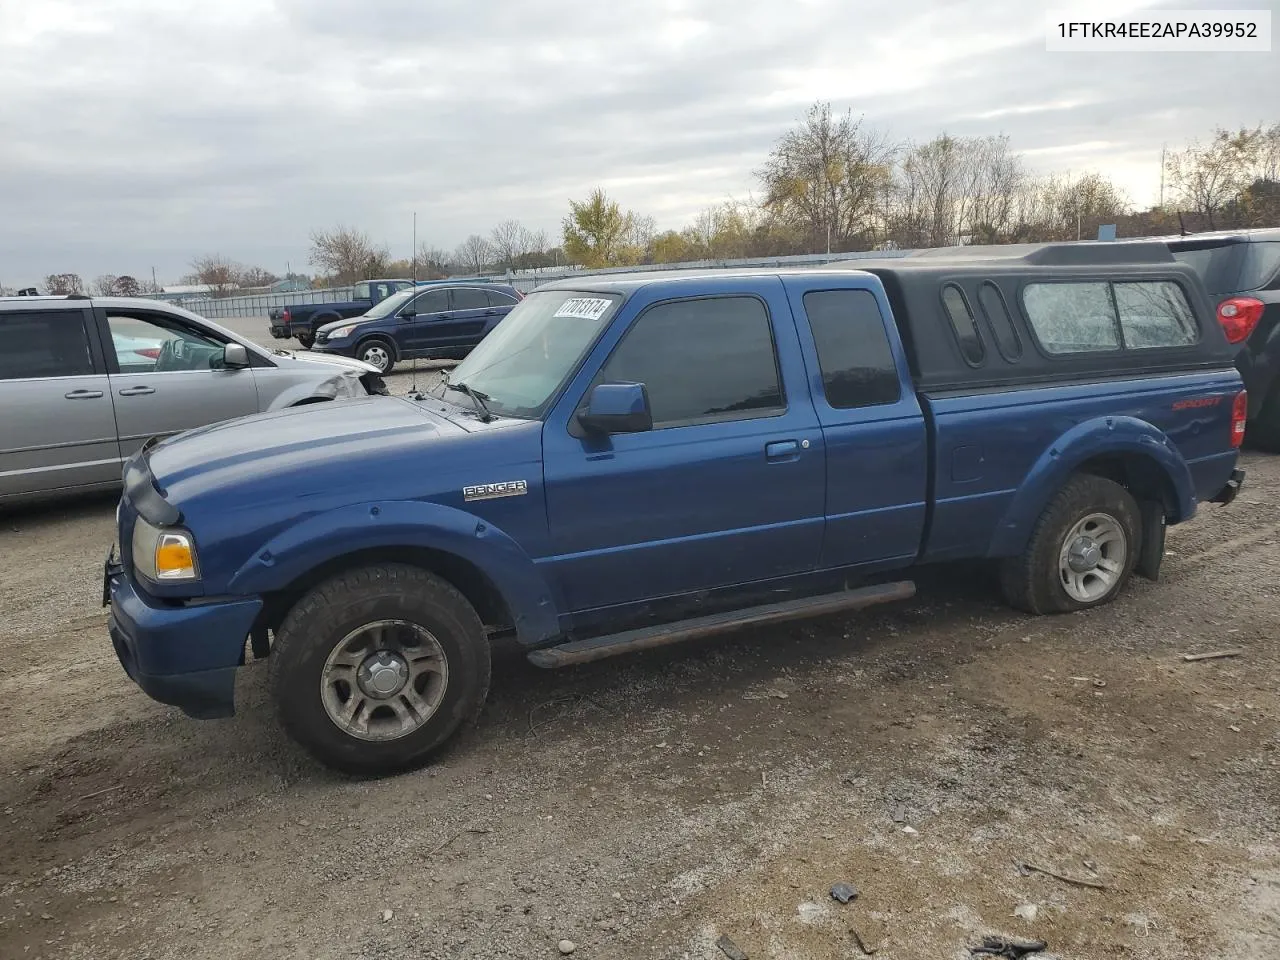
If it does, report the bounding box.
[1000,474,1141,615]
[269,564,491,775]
[357,338,396,374]
[295,331,315,349]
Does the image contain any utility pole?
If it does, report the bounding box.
[151,265,157,292]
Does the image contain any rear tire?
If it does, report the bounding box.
[1000,474,1141,615]
[269,564,490,776]
[357,337,396,374]
[1248,387,1280,453]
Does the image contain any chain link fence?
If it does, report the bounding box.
[167,248,916,319]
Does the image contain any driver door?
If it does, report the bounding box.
[101,309,260,458]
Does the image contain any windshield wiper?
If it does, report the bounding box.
[447,379,495,423]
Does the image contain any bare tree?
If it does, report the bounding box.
[44,273,84,295]
[93,274,119,297]
[189,254,239,297]
[759,101,897,252]
[415,244,453,278]
[235,265,277,288]
[1166,129,1257,229]
[454,235,494,274]
[308,226,391,284]
[489,220,533,270]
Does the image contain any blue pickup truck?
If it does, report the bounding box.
[268,278,414,348]
[105,243,1247,774]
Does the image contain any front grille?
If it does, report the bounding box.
[315,332,329,344]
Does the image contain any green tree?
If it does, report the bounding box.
[562,188,636,267]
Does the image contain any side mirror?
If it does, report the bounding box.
[399,309,416,320]
[577,382,652,434]
[222,342,250,369]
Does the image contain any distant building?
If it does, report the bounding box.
[269,277,310,293]
[148,282,240,303]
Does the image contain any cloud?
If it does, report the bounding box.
[0,0,1272,283]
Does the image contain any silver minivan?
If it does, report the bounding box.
[1,295,386,504]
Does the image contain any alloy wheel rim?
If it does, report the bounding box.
[320,619,448,741]
[1058,512,1126,602]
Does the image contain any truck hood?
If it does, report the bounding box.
[147,396,462,501]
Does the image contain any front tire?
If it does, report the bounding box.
[295,331,315,349]
[1000,474,1141,615]
[357,338,396,374]
[269,564,491,775]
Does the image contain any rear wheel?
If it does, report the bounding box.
[357,338,396,374]
[1248,387,1280,453]
[269,564,490,775]
[1000,474,1141,615]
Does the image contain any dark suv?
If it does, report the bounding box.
[1166,229,1280,449]
[311,282,523,373]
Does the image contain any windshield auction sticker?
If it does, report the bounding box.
[554,298,613,320]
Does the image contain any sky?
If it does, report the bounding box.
[0,0,1275,286]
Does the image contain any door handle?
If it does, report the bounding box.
[64,389,103,400]
[765,439,801,461]
[118,386,156,397]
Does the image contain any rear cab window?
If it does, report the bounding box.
[801,289,901,408]
[353,282,371,300]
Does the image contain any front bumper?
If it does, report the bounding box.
[104,552,262,719]
[1210,468,1246,505]
[311,341,357,358]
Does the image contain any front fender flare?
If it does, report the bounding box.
[986,416,1195,559]
[227,500,561,645]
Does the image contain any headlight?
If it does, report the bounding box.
[328,324,359,339]
[131,517,200,582]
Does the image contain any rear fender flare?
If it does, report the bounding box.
[986,416,1195,559]
[227,500,561,644]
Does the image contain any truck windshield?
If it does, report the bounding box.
[364,287,416,320]
[433,290,621,419]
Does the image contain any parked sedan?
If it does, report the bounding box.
[311,282,523,373]
[0,295,387,504]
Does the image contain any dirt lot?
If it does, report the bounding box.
[1,380,1277,959]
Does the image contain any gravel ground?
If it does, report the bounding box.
[0,321,1277,959]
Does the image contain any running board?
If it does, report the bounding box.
[527,580,916,669]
